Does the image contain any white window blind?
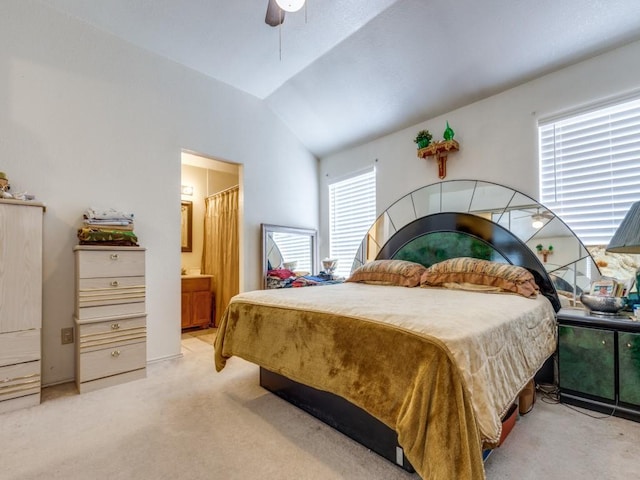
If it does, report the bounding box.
[329,169,376,278]
[272,232,312,273]
[539,96,640,246]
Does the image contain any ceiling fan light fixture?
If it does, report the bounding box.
[276,0,305,13]
[531,215,544,229]
[531,210,553,229]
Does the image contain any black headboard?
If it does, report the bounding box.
[376,211,561,312]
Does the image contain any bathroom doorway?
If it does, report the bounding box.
[180,151,242,329]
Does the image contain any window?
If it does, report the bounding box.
[539,96,640,246]
[329,168,376,278]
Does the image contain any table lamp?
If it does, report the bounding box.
[606,201,640,304]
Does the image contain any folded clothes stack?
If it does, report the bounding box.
[77,207,138,246]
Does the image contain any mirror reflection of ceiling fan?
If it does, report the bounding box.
[531,210,554,229]
[265,0,306,27]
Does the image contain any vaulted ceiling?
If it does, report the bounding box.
[37,0,640,157]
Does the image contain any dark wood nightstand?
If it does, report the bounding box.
[557,307,640,422]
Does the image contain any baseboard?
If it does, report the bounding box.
[147,353,184,364]
[42,378,75,388]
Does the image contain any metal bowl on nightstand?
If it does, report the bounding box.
[579,294,627,316]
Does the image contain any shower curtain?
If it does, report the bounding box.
[201,185,239,327]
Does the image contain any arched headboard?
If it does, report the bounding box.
[353,179,602,312]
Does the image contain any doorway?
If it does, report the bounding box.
[180,151,242,330]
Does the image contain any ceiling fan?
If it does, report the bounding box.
[531,209,554,229]
[265,0,306,27]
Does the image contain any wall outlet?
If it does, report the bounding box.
[61,327,74,345]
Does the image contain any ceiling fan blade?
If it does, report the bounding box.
[265,0,285,27]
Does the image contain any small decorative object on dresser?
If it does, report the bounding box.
[74,246,147,393]
[0,171,9,190]
[579,293,627,315]
[0,199,45,413]
[321,258,338,276]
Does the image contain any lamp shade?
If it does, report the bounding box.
[606,201,640,253]
[276,0,305,12]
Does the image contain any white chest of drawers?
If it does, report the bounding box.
[0,199,45,414]
[74,246,147,393]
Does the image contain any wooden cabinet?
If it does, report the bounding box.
[0,200,45,413]
[181,275,213,329]
[74,246,147,393]
[557,308,640,422]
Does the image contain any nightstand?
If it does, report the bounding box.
[557,307,640,422]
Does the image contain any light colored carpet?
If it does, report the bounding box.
[2,336,639,480]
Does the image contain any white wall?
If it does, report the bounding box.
[0,1,318,385]
[319,40,640,260]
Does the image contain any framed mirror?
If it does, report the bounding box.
[181,200,193,252]
[261,224,317,289]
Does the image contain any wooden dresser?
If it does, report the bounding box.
[181,275,213,329]
[74,246,147,393]
[0,199,45,414]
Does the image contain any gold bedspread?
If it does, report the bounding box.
[214,283,557,480]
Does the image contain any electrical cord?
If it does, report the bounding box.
[536,383,560,404]
[536,383,620,419]
[561,396,620,420]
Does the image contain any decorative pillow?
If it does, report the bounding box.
[420,257,539,298]
[346,260,427,287]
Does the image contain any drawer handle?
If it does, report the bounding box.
[110,254,119,260]
[602,340,606,345]
[111,350,121,357]
[627,342,632,349]
[111,323,120,330]
[110,281,120,287]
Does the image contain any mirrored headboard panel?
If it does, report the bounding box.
[353,179,602,304]
[261,224,318,289]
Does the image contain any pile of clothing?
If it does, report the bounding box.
[77,208,138,246]
[266,268,297,289]
[266,269,343,289]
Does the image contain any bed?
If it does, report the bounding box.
[214,180,598,480]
